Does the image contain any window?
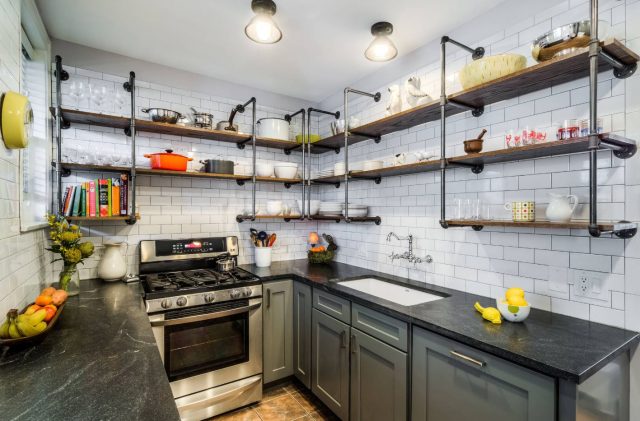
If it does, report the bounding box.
[19,21,51,231]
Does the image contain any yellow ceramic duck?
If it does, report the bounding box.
[474,302,502,324]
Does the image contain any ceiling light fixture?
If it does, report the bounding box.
[365,22,398,62]
[245,0,282,44]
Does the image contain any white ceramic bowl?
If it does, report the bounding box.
[266,200,283,215]
[256,162,274,177]
[496,298,531,322]
[363,160,383,171]
[257,118,290,140]
[275,165,298,179]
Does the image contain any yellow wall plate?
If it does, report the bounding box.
[1,91,33,149]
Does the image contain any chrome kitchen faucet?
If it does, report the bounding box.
[386,232,433,265]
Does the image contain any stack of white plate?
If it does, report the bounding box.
[343,204,368,217]
[334,162,346,176]
[313,168,334,179]
[319,201,344,216]
[363,160,383,171]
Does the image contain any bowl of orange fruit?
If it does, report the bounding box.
[496,287,530,322]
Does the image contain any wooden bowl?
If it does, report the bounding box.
[464,139,483,154]
[0,302,65,348]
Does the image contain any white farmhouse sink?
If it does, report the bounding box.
[338,278,445,306]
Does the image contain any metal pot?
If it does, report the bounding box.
[531,20,610,62]
[257,117,289,140]
[216,258,235,272]
[200,159,234,174]
[216,120,239,132]
[141,108,183,124]
[191,107,213,129]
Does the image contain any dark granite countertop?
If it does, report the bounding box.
[240,259,640,384]
[0,279,180,421]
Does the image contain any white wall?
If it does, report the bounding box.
[315,0,640,332]
[0,0,52,316]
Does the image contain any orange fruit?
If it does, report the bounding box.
[41,287,56,296]
[35,295,53,306]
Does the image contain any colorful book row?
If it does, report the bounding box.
[62,174,129,217]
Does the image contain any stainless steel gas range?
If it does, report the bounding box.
[140,237,262,421]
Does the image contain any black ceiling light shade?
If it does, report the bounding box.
[365,21,398,62]
[245,0,283,44]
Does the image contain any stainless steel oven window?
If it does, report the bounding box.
[162,300,252,382]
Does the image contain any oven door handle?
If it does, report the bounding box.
[150,302,262,327]
[177,376,262,413]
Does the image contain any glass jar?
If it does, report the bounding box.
[59,263,80,297]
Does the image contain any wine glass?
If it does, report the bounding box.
[89,83,108,111]
[69,80,86,110]
[114,90,127,115]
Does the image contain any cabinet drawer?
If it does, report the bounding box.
[313,288,350,324]
[351,303,408,352]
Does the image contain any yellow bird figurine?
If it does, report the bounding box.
[474,302,502,324]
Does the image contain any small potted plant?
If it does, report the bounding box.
[307,232,337,264]
[46,214,94,296]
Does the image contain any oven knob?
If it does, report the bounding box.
[230,289,241,299]
[243,288,253,297]
[160,299,173,309]
[204,293,216,303]
[176,296,188,307]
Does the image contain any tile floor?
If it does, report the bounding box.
[210,380,338,420]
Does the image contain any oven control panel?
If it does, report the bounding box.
[140,236,239,263]
[145,284,262,314]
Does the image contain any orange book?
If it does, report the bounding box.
[111,178,120,217]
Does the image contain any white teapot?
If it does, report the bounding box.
[545,194,578,222]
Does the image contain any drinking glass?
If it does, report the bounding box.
[114,90,127,114]
[69,80,86,110]
[89,83,109,110]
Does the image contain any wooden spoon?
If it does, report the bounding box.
[267,233,277,247]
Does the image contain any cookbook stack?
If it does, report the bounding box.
[61,174,129,217]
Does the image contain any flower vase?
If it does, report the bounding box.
[59,263,80,296]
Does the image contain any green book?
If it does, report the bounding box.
[72,185,82,216]
[95,179,100,216]
[107,178,112,217]
[80,186,86,216]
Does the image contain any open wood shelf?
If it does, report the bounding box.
[312,134,636,184]
[54,108,302,152]
[235,215,381,224]
[312,39,639,152]
[60,163,302,185]
[445,219,624,231]
[65,214,140,222]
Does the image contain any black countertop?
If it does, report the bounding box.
[240,259,640,384]
[0,279,180,421]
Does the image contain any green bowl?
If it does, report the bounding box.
[296,134,321,144]
[308,250,334,264]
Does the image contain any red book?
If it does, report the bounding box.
[61,186,72,215]
[98,179,109,217]
[88,181,96,217]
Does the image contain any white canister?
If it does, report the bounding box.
[257,118,289,140]
[98,243,128,281]
[255,246,272,268]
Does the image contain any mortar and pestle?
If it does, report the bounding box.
[464,129,487,154]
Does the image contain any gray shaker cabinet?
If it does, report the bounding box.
[293,281,312,388]
[312,308,350,420]
[412,326,556,421]
[350,327,407,421]
[263,279,293,384]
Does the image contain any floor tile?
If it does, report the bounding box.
[253,394,308,420]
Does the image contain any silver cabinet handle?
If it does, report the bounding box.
[450,350,486,367]
[266,288,271,308]
[340,330,347,348]
[150,302,261,327]
[177,376,261,413]
[351,333,357,354]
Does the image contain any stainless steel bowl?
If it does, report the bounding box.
[141,108,183,124]
[216,258,235,272]
[531,20,610,62]
[191,107,214,129]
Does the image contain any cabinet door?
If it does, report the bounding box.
[350,328,407,421]
[293,281,312,388]
[263,280,293,384]
[412,327,555,421]
[312,308,350,420]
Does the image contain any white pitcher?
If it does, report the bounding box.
[98,243,128,282]
[545,194,578,222]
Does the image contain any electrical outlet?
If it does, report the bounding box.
[571,270,605,300]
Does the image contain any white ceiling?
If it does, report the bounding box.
[36,0,503,102]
